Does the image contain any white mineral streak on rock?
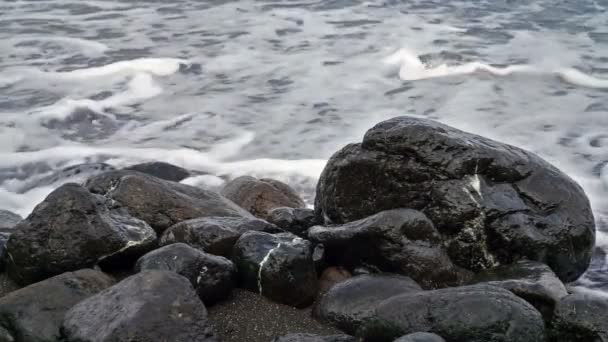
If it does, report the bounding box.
[257,243,281,295]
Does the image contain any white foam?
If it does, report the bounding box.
[28,72,163,123]
[8,58,188,84]
[385,48,608,89]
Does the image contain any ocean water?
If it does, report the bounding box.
[1,0,607,289]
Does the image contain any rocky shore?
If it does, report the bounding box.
[0,117,602,342]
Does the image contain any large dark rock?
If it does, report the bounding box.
[315,117,595,282]
[394,332,445,342]
[272,334,357,342]
[86,170,252,234]
[232,231,318,308]
[61,270,217,342]
[469,260,567,320]
[313,274,422,335]
[0,269,114,342]
[135,243,236,305]
[221,176,305,219]
[5,183,156,285]
[160,216,280,257]
[308,209,470,288]
[359,284,545,342]
[0,211,21,231]
[549,292,608,341]
[268,207,318,237]
[124,161,191,182]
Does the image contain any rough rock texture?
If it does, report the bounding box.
[61,270,217,342]
[315,117,595,282]
[394,332,446,342]
[5,183,156,285]
[232,231,318,308]
[0,211,21,231]
[0,269,114,342]
[360,285,545,342]
[124,161,191,182]
[86,170,252,234]
[309,209,470,288]
[272,333,357,342]
[160,217,280,257]
[318,267,352,294]
[469,260,568,320]
[135,243,236,304]
[268,207,318,237]
[221,176,305,219]
[313,274,422,335]
[549,292,608,342]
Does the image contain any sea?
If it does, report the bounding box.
[1,0,607,291]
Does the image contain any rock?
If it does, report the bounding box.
[308,209,470,288]
[160,216,280,257]
[272,333,357,342]
[124,161,191,182]
[61,270,217,342]
[394,332,445,342]
[86,170,252,234]
[0,211,21,231]
[315,116,595,282]
[360,285,545,342]
[5,183,156,285]
[221,176,305,219]
[313,274,422,335]
[135,243,236,305]
[318,267,352,294]
[549,291,608,341]
[0,269,114,342]
[232,231,318,308]
[469,260,567,320]
[268,207,318,237]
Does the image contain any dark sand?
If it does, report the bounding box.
[208,289,342,342]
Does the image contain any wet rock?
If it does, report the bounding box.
[5,183,156,285]
[0,269,114,342]
[61,270,217,342]
[221,176,305,219]
[86,170,252,234]
[394,332,445,342]
[360,285,545,342]
[0,211,21,231]
[549,291,608,341]
[268,207,318,237]
[308,209,471,288]
[272,333,357,342]
[313,274,422,335]
[160,216,280,257]
[135,243,236,305]
[318,267,352,294]
[232,231,318,308]
[124,161,191,182]
[315,116,595,282]
[469,260,567,320]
